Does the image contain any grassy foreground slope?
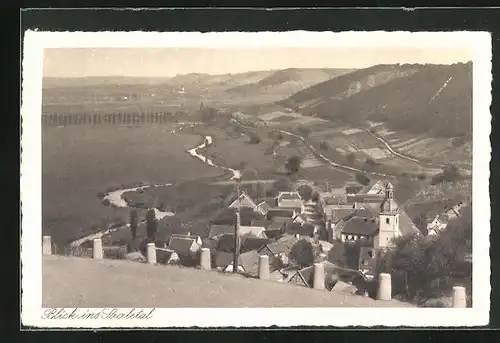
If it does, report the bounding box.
[280,62,472,138]
[43,255,413,308]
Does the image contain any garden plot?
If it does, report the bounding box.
[290,117,328,125]
[335,147,348,155]
[341,128,364,135]
[342,131,382,150]
[367,121,383,128]
[361,147,391,160]
[258,111,302,121]
[398,137,435,152]
[392,134,428,149]
[310,127,345,139]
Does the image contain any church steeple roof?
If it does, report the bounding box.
[380,182,398,213]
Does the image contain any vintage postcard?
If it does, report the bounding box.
[21,30,491,328]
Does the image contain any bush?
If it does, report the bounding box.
[311,191,320,203]
[355,172,371,186]
[418,173,427,181]
[375,207,472,304]
[289,239,315,268]
[298,184,313,201]
[319,141,329,151]
[285,155,302,174]
[102,199,111,206]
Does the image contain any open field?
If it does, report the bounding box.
[42,125,223,245]
[43,255,413,308]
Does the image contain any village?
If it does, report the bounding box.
[106,175,469,298]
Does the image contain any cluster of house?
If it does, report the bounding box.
[142,178,468,295]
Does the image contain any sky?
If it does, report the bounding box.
[43,47,472,78]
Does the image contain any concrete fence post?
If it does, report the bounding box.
[258,255,270,280]
[93,238,103,259]
[313,263,325,290]
[200,248,211,271]
[42,236,52,255]
[452,286,467,308]
[377,273,392,301]
[146,243,156,264]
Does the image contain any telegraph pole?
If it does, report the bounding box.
[233,176,241,274]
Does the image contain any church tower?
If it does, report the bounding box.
[375,182,401,249]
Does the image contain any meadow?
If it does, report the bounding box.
[42,124,223,245]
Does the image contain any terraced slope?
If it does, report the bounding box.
[280,62,472,139]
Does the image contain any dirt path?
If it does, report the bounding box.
[359,127,471,176]
[43,255,413,308]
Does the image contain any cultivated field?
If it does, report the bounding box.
[42,125,223,245]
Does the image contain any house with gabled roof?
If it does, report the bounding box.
[227,191,262,213]
[208,224,268,239]
[155,248,180,265]
[167,236,201,258]
[217,250,277,277]
[288,261,363,291]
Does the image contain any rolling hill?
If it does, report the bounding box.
[227,68,355,96]
[279,62,472,138]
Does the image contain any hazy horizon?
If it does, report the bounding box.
[43,47,472,78]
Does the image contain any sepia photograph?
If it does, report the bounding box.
[21,30,491,327]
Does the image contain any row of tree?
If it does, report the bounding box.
[42,112,175,127]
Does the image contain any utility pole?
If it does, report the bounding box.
[233,177,241,274]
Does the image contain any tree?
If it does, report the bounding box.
[355,172,371,186]
[285,155,302,174]
[311,191,320,203]
[130,209,139,241]
[289,239,315,268]
[442,164,460,182]
[413,213,429,235]
[319,141,329,151]
[145,208,157,243]
[298,184,313,201]
[364,158,377,170]
[376,207,472,304]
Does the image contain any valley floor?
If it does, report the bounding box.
[43,255,413,308]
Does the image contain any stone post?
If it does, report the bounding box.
[42,236,52,255]
[146,243,156,264]
[258,255,270,280]
[93,238,103,259]
[452,286,467,308]
[313,263,325,290]
[377,273,392,301]
[200,248,211,271]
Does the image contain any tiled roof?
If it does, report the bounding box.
[341,216,378,236]
[167,237,197,256]
[241,237,273,253]
[347,193,385,203]
[398,211,420,236]
[279,192,301,200]
[215,251,235,268]
[156,248,177,264]
[251,219,272,228]
[208,224,235,238]
[216,234,271,253]
[262,235,299,255]
[295,261,355,291]
[266,208,295,219]
[239,250,262,277]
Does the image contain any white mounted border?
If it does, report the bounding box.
[21,30,491,328]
